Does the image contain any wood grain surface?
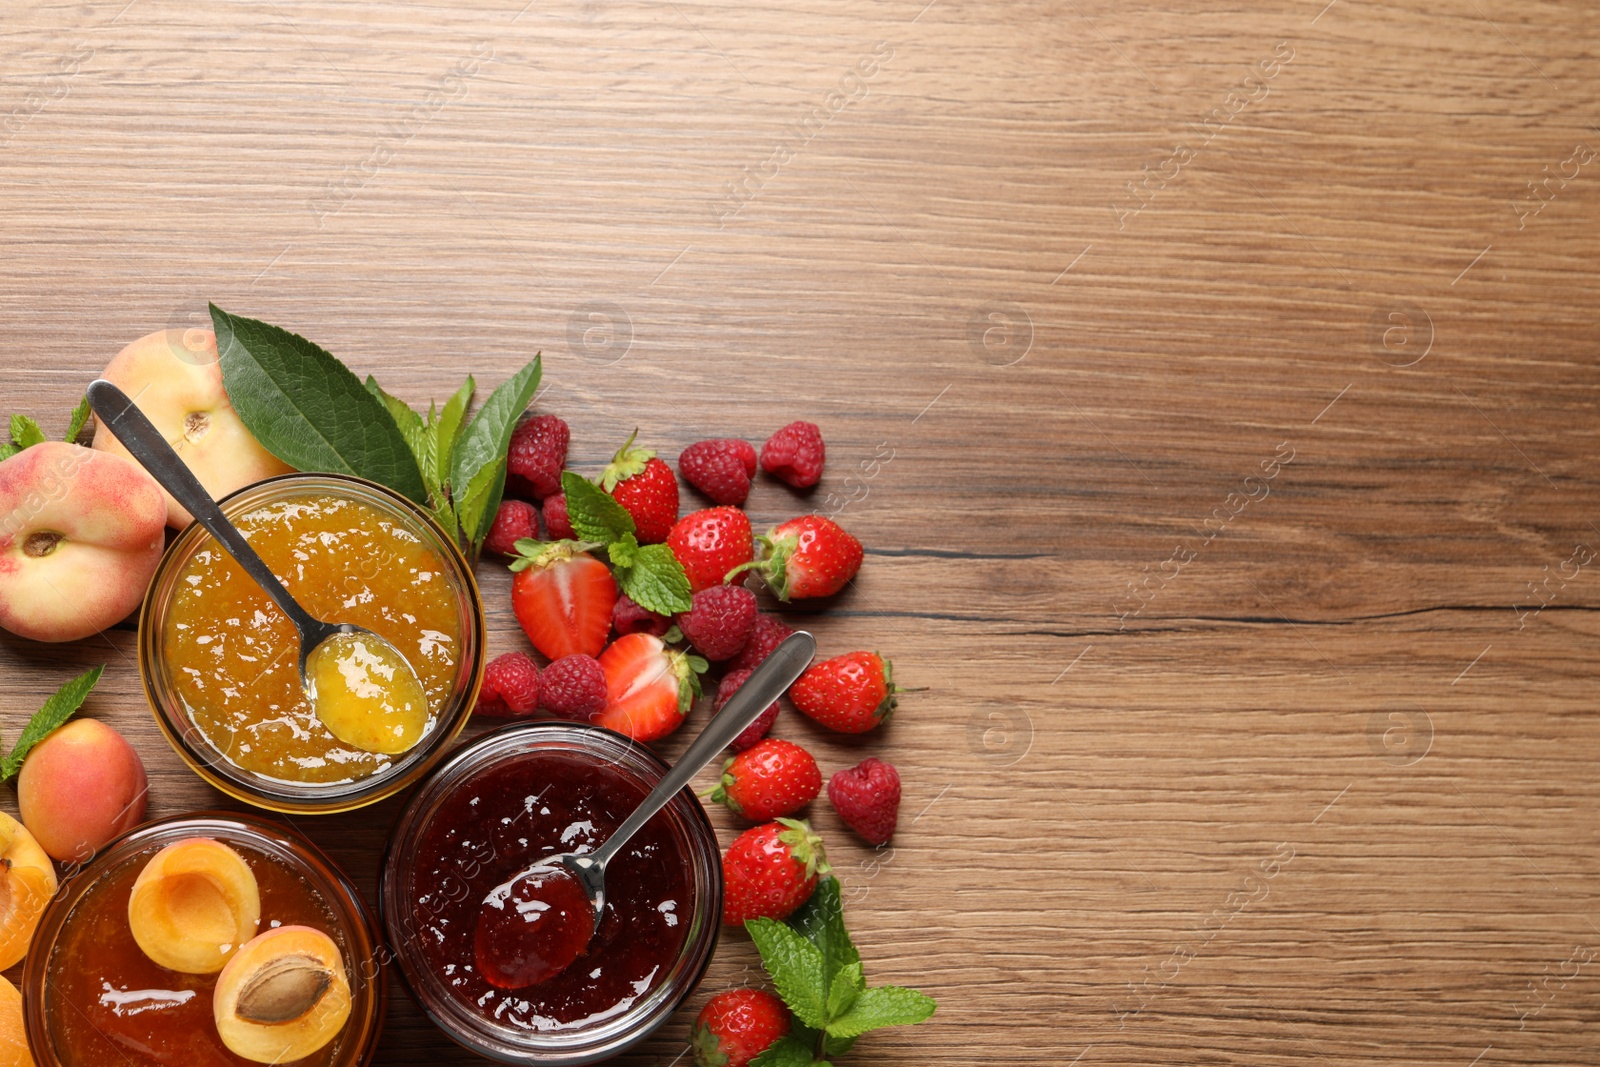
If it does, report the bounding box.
[5,0,1600,1063]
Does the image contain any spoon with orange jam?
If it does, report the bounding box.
[87,380,429,755]
[474,629,817,989]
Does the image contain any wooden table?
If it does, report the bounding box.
[5,0,1600,1063]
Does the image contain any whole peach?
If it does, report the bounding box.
[0,442,166,643]
[93,328,294,527]
[18,718,148,863]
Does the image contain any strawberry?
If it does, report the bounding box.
[475,652,542,718]
[680,439,757,507]
[828,757,901,845]
[613,592,671,638]
[709,739,821,821]
[759,421,825,488]
[715,668,780,751]
[676,584,757,662]
[691,988,790,1067]
[667,507,754,593]
[539,653,608,721]
[728,613,797,674]
[594,632,705,742]
[789,651,899,734]
[600,432,679,543]
[484,499,539,558]
[542,493,574,541]
[732,515,862,600]
[506,414,570,500]
[721,818,828,925]
[509,543,619,660]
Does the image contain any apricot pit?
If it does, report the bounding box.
[213,925,351,1063]
[128,837,260,974]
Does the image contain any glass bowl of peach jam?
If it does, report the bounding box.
[23,812,386,1067]
[138,473,485,813]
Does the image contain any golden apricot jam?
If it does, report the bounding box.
[46,841,348,1066]
[162,493,460,784]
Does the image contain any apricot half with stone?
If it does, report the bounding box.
[0,810,57,972]
[128,838,261,974]
[214,925,352,1063]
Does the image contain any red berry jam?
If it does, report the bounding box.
[410,750,694,1030]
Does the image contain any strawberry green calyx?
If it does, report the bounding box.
[726,529,798,600]
[707,757,742,814]
[775,817,830,878]
[506,537,604,572]
[690,1022,730,1067]
[670,648,709,713]
[599,429,656,491]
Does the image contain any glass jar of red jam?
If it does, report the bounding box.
[23,812,386,1067]
[379,722,722,1064]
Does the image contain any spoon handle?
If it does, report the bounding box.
[591,630,817,867]
[86,380,321,635]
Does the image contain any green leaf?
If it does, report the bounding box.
[2,666,104,780]
[789,876,859,995]
[0,440,17,462]
[448,357,541,508]
[825,986,937,1039]
[211,305,429,504]
[607,531,639,569]
[561,471,635,544]
[431,377,474,490]
[455,457,508,547]
[64,394,91,444]
[747,918,829,1029]
[749,1035,827,1067]
[365,377,434,493]
[826,962,863,1018]
[616,542,692,615]
[10,415,45,451]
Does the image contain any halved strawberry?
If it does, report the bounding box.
[509,542,618,660]
[594,632,706,742]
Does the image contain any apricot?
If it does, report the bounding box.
[213,925,351,1063]
[0,811,56,972]
[0,976,35,1067]
[128,838,260,974]
[17,718,147,863]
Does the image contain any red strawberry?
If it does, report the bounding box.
[715,669,780,751]
[691,988,790,1067]
[601,433,679,543]
[734,515,862,600]
[789,651,899,734]
[539,653,608,721]
[509,544,619,660]
[828,757,901,845]
[542,493,574,541]
[475,652,542,718]
[759,421,825,488]
[484,499,539,558]
[594,632,704,742]
[728,613,798,674]
[676,585,757,662]
[709,739,821,821]
[667,507,753,594]
[679,439,757,507]
[721,818,828,925]
[507,414,570,500]
[613,593,671,637]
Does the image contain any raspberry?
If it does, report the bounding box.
[676,585,758,662]
[827,757,901,845]
[716,668,780,751]
[484,499,539,557]
[507,414,570,500]
[759,421,825,488]
[613,593,670,637]
[542,493,574,541]
[539,653,608,721]
[679,439,757,506]
[477,652,542,718]
[728,613,797,673]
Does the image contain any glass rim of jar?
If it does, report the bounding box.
[22,810,388,1067]
[138,472,486,815]
[378,720,724,1066]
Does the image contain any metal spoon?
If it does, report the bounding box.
[474,629,816,990]
[86,379,428,752]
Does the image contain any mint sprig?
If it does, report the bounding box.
[1,666,104,780]
[0,399,90,461]
[559,472,692,615]
[747,876,936,1066]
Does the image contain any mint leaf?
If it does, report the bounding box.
[64,394,91,444]
[825,986,937,1039]
[448,356,540,512]
[617,542,692,615]
[789,876,859,994]
[365,377,434,493]
[749,1035,827,1067]
[2,665,104,780]
[211,305,429,504]
[0,440,17,462]
[826,962,863,1018]
[561,471,635,543]
[431,377,474,490]
[747,918,828,1029]
[607,531,639,569]
[10,414,44,451]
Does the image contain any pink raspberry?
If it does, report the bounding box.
[728,612,797,673]
[484,499,539,558]
[477,652,542,718]
[716,668,780,751]
[675,584,758,662]
[613,593,670,637]
[759,421,825,488]
[539,653,608,721]
[679,439,757,506]
[507,414,570,500]
[542,492,574,541]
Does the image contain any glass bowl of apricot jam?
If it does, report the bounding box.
[139,473,485,814]
[23,812,386,1066]
[379,722,723,1065]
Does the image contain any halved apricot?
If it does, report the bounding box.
[128,838,260,974]
[213,925,351,1063]
[0,810,57,971]
[0,975,34,1067]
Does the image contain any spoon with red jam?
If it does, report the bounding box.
[475,630,817,989]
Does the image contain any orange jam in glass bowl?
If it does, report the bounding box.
[139,474,484,814]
